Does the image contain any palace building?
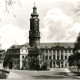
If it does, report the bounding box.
[27,5,74,68]
[40,43,74,68]
[5,5,75,69]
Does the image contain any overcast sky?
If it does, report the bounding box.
[0,0,80,49]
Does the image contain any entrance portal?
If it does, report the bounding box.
[56,62,60,68]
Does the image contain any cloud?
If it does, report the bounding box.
[41,8,80,43]
[0,24,27,49]
[64,23,80,42]
[41,8,73,42]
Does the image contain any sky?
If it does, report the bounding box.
[0,0,80,49]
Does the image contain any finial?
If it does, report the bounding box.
[34,2,35,6]
[14,38,17,45]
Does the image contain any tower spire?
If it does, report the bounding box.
[31,3,38,17]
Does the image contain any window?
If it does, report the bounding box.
[65,63,67,66]
[65,50,67,53]
[49,50,51,53]
[69,50,71,53]
[22,56,24,59]
[53,55,55,60]
[57,55,59,60]
[46,50,48,53]
[23,50,26,53]
[57,50,59,53]
[44,50,46,53]
[65,56,67,60]
[26,56,27,58]
[61,55,63,60]
[49,56,51,59]
[61,50,63,53]
[46,56,48,59]
[53,50,55,53]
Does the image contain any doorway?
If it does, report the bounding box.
[9,60,13,69]
[56,62,60,68]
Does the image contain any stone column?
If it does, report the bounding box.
[55,50,57,60]
[67,54,69,60]
[48,50,49,61]
[67,63,69,68]
[53,51,54,60]
[63,61,65,67]
[52,61,53,68]
[51,50,53,60]
[59,50,61,60]
[63,50,65,60]
[51,50,53,68]
[44,50,46,60]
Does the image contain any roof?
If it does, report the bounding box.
[0,50,5,52]
[8,42,74,50]
[8,44,27,49]
[39,43,74,48]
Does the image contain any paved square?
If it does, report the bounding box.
[7,68,78,79]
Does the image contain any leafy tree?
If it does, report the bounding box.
[41,61,47,70]
[68,54,75,68]
[73,32,80,75]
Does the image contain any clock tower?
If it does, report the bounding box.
[29,5,40,48]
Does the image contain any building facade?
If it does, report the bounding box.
[40,43,74,68]
[5,44,28,69]
[5,43,74,69]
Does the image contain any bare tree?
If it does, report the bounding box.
[75,2,80,16]
[4,0,21,17]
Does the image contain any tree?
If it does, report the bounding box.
[41,61,47,70]
[68,54,76,68]
[0,0,21,18]
[73,32,80,75]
